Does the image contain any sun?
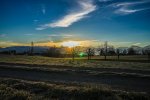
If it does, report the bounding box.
[62,41,79,47]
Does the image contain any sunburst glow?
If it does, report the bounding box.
[62,41,79,47]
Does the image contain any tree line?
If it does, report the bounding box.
[0,41,150,61]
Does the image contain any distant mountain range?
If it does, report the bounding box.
[0,45,150,54]
[0,46,49,53]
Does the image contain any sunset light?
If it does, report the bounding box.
[62,41,79,47]
[0,0,150,99]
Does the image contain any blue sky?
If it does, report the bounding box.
[0,0,150,47]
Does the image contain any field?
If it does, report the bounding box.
[0,55,150,100]
[0,55,150,69]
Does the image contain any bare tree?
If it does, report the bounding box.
[128,47,135,55]
[97,44,104,58]
[30,41,34,55]
[46,45,61,57]
[123,49,127,55]
[86,47,95,60]
[71,46,80,61]
[148,51,150,61]
[116,49,120,60]
[145,50,150,60]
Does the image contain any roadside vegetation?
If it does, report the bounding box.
[0,77,149,100]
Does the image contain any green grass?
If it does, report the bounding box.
[0,77,149,100]
[0,55,150,70]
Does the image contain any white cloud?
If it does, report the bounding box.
[99,0,111,2]
[0,34,6,37]
[114,1,150,15]
[36,24,49,30]
[115,7,140,15]
[36,0,96,30]
[115,7,150,15]
[132,43,141,46]
[48,34,73,37]
[116,1,147,7]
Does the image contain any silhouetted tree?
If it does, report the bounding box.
[97,46,104,56]
[148,51,150,61]
[107,46,115,55]
[128,47,136,55]
[10,50,16,55]
[145,50,150,60]
[100,48,105,56]
[47,46,61,57]
[30,41,34,55]
[71,46,80,61]
[123,49,127,55]
[86,48,95,60]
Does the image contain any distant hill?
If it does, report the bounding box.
[0,46,49,53]
[0,45,150,54]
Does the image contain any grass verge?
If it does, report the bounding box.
[0,77,149,100]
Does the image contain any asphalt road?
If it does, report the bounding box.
[0,64,150,92]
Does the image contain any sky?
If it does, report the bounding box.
[0,0,150,47]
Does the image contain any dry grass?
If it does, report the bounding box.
[0,77,149,100]
[0,55,150,70]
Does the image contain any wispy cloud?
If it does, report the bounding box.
[33,20,39,23]
[24,34,33,36]
[98,0,150,16]
[99,0,111,2]
[48,34,73,37]
[41,4,46,15]
[0,41,28,47]
[115,7,146,15]
[132,42,141,46]
[36,0,96,30]
[0,34,6,37]
[114,1,150,15]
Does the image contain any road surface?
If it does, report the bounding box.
[0,63,150,92]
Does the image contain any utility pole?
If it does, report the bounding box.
[31,41,34,55]
[116,49,120,60]
[104,41,107,60]
[72,47,75,61]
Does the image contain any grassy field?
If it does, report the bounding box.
[0,55,150,70]
[0,77,149,100]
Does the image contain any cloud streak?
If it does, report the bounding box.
[115,7,146,15]
[48,34,73,37]
[0,34,6,38]
[114,1,150,15]
[36,0,96,30]
[41,4,46,15]
[97,0,150,16]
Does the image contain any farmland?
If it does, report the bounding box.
[0,55,150,69]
